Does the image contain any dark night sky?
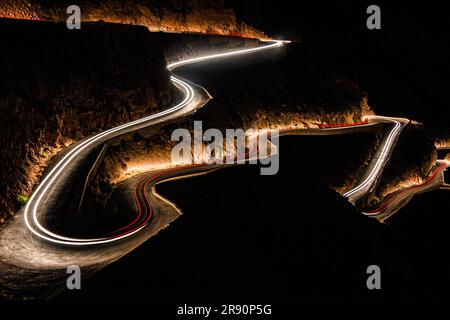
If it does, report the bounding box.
[232,1,450,132]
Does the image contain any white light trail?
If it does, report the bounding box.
[23,40,286,246]
[167,40,286,70]
[343,117,405,200]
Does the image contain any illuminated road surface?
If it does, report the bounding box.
[343,116,409,206]
[0,39,285,298]
[24,40,285,246]
[282,116,445,218]
[361,161,449,220]
[0,34,441,298]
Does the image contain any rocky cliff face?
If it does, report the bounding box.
[0,19,171,225]
[88,40,374,209]
[0,0,269,227]
[367,126,437,208]
[435,137,450,149]
[0,0,266,39]
[0,2,435,227]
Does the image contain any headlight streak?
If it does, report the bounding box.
[24,77,194,245]
[23,40,285,246]
[362,162,448,217]
[23,39,415,245]
[343,117,404,200]
[167,40,286,71]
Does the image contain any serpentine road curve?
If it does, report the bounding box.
[0,36,444,298]
[0,39,286,298]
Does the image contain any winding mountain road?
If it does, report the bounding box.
[0,39,286,298]
[362,161,449,220]
[343,116,409,205]
[0,34,443,299]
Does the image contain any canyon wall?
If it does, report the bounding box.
[368,126,437,208]
[0,19,171,225]
[89,40,375,208]
[0,2,436,226]
[0,0,266,39]
[0,0,268,227]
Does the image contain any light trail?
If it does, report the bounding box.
[20,38,417,246]
[167,40,286,70]
[317,116,444,218]
[362,162,447,217]
[105,134,261,237]
[343,116,406,202]
[23,40,286,246]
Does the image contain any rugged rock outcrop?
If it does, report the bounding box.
[0,2,436,227]
[0,19,171,225]
[0,0,266,39]
[89,41,375,209]
[367,125,437,207]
